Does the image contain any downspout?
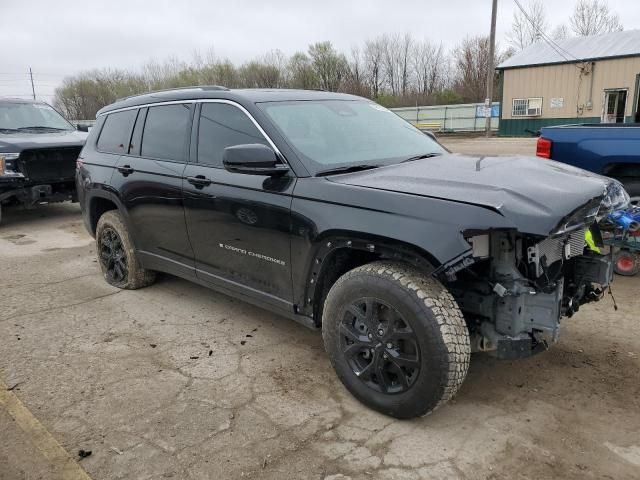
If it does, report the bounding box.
[587,62,595,112]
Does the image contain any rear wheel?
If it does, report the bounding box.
[322,261,470,419]
[95,210,156,289]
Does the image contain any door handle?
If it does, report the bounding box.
[117,164,134,176]
[186,175,212,188]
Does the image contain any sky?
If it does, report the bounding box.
[0,0,638,101]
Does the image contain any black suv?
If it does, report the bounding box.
[77,86,627,418]
[1,98,88,223]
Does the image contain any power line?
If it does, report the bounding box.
[512,0,582,65]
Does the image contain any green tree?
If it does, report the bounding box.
[308,41,348,92]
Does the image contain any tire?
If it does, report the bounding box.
[613,249,640,276]
[95,210,156,289]
[322,261,470,419]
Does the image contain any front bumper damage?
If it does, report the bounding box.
[448,229,614,359]
[0,180,76,206]
[439,181,628,360]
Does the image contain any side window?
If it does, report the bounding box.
[197,103,269,167]
[141,104,191,161]
[96,110,138,154]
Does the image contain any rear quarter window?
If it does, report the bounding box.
[97,110,138,154]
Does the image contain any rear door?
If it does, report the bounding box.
[183,101,295,308]
[111,103,195,276]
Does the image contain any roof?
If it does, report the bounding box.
[97,86,363,115]
[497,29,640,70]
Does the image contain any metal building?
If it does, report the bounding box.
[496,29,640,136]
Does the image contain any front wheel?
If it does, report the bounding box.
[322,261,470,419]
[95,210,156,289]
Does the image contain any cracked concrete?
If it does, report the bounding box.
[1,138,639,480]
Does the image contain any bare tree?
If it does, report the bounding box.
[508,0,549,50]
[343,46,369,96]
[412,40,446,96]
[569,0,623,36]
[382,34,413,96]
[363,38,384,98]
[551,24,570,41]
[453,36,506,102]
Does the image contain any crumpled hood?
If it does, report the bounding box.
[0,130,88,152]
[329,154,612,236]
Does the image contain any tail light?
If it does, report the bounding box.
[536,137,552,159]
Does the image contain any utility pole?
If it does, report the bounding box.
[485,0,498,137]
[29,67,36,100]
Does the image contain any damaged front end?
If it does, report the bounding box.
[442,183,627,360]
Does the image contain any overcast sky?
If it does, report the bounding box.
[0,0,638,101]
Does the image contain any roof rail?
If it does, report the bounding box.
[117,85,230,102]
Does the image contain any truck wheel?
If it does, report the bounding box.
[613,249,640,276]
[95,210,156,289]
[322,261,470,419]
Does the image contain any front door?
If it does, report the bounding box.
[111,103,195,275]
[183,102,295,308]
[603,89,627,123]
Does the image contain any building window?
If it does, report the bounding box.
[512,97,542,117]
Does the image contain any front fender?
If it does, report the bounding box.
[289,178,517,315]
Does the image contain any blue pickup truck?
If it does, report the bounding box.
[536,124,640,205]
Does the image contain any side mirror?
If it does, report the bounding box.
[76,124,90,132]
[223,144,289,176]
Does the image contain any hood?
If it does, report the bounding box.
[0,130,88,152]
[328,154,612,236]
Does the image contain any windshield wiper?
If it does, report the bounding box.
[0,128,20,133]
[17,126,67,131]
[316,164,382,177]
[401,152,442,163]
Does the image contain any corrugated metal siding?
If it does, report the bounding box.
[502,56,640,120]
[498,29,640,69]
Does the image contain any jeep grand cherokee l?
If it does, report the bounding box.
[0,98,88,223]
[76,86,627,419]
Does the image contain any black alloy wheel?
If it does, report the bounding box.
[99,227,128,284]
[340,298,420,394]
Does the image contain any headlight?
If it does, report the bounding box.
[601,180,630,212]
[0,152,21,175]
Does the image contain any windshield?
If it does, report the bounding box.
[0,102,74,132]
[259,100,445,174]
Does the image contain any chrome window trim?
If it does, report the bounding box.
[98,99,285,161]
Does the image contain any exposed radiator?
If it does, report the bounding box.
[528,227,586,277]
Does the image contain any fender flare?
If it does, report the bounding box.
[298,231,441,320]
[86,187,132,236]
